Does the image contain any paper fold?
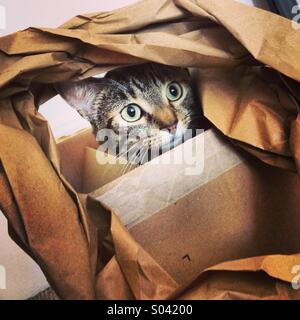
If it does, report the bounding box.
[0,0,300,300]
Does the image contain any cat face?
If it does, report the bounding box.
[56,63,202,161]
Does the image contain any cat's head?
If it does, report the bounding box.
[55,63,202,161]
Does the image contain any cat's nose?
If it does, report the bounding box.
[154,107,177,130]
[163,121,178,134]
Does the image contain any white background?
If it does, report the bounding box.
[0,0,270,300]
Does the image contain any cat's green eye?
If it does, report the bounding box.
[121,104,142,122]
[166,82,183,101]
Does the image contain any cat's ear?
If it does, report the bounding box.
[55,78,105,117]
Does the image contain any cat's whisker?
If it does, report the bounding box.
[120,155,137,176]
[121,147,143,176]
[117,142,139,160]
[119,139,149,176]
[127,139,148,160]
[120,150,136,176]
[137,139,152,165]
[120,161,131,176]
[139,147,149,166]
[119,149,141,176]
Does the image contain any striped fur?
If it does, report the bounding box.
[56,63,203,161]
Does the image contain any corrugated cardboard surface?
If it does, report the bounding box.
[131,159,300,286]
[82,146,138,194]
[89,129,300,288]
[57,128,98,191]
[0,0,300,299]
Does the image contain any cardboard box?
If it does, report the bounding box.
[57,127,300,288]
[1,0,300,300]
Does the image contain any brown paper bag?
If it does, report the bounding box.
[1,0,300,300]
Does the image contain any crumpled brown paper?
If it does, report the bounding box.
[0,0,300,300]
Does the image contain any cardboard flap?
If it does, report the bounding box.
[82,147,138,194]
[92,129,243,227]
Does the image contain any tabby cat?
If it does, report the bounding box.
[56,63,204,163]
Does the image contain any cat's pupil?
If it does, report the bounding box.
[169,86,178,97]
[127,106,136,118]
